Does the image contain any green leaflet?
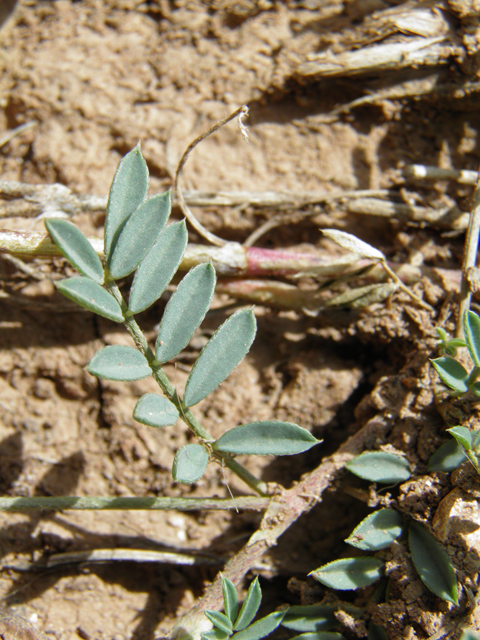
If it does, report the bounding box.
[129,220,188,314]
[155,263,216,363]
[104,144,148,260]
[431,356,469,394]
[86,345,151,381]
[427,438,466,472]
[310,557,384,590]
[55,277,123,322]
[201,630,230,640]
[282,605,337,632]
[108,192,170,279]
[233,577,261,631]
[205,611,233,635]
[184,309,256,407]
[459,631,480,640]
[221,575,239,624]
[346,451,411,483]
[345,509,403,551]
[133,394,179,428]
[464,310,480,367]
[172,444,209,484]
[447,426,473,452]
[213,421,319,456]
[232,611,285,640]
[408,521,458,604]
[45,218,104,284]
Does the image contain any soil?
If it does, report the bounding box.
[1,1,480,640]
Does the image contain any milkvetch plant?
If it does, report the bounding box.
[44,145,320,492]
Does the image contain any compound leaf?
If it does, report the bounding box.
[431,357,469,394]
[232,611,285,640]
[108,192,170,279]
[428,439,466,472]
[129,220,187,314]
[447,426,473,452]
[221,575,238,624]
[184,309,256,407]
[213,421,319,456]
[45,218,104,284]
[205,612,233,635]
[464,310,480,367]
[233,577,261,631]
[133,393,179,428]
[409,521,458,604]
[345,509,403,551]
[86,345,151,381]
[346,451,411,483]
[155,263,216,363]
[368,623,389,640]
[282,605,337,632]
[172,444,209,484]
[310,558,384,590]
[104,144,148,260]
[290,634,345,640]
[55,277,123,322]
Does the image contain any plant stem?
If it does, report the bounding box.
[104,278,269,497]
[466,366,480,388]
[0,496,269,512]
[458,161,480,337]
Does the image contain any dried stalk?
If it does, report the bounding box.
[0,496,269,512]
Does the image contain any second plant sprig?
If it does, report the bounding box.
[45,145,320,493]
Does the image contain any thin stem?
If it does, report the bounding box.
[458,161,480,337]
[0,496,269,512]
[173,105,249,247]
[466,365,480,389]
[104,278,269,496]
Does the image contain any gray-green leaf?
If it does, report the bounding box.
[459,631,480,640]
[213,421,319,456]
[155,263,216,363]
[86,345,151,381]
[232,611,285,640]
[310,558,384,590]
[427,439,466,472]
[282,605,337,632]
[104,144,148,260]
[201,630,230,640]
[221,575,239,624]
[172,444,209,484]
[133,394,179,427]
[184,309,256,407]
[447,426,473,452]
[233,577,261,631]
[108,192,170,279]
[205,611,233,635]
[129,220,187,314]
[345,509,403,551]
[346,451,411,483]
[431,357,469,394]
[45,218,104,284]
[464,310,480,367]
[408,521,458,604]
[55,277,123,322]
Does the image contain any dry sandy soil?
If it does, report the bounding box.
[1,1,480,639]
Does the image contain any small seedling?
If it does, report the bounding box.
[44,145,320,493]
[309,451,458,610]
[431,311,480,397]
[202,576,286,640]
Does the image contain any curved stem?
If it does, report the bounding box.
[104,278,269,497]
